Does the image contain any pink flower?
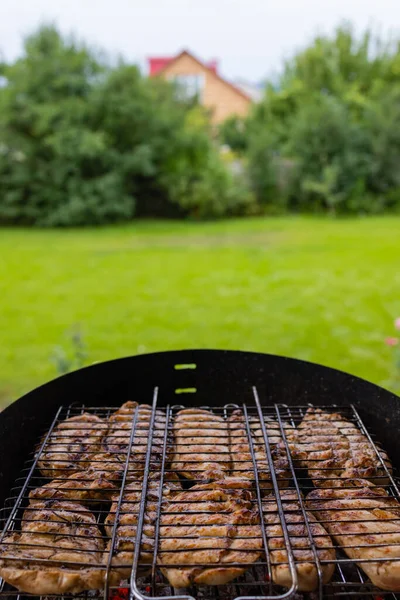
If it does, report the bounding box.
[395,318,400,331]
[385,337,399,347]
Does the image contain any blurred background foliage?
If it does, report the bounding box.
[0,26,252,225]
[1,23,400,225]
[235,24,400,215]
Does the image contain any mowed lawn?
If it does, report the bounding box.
[0,216,399,405]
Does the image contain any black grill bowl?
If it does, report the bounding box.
[0,349,399,508]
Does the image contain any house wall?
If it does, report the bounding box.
[160,53,251,125]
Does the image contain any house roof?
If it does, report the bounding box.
[148,53,219,77]
[148,57,173,76]
[150,49,252,102]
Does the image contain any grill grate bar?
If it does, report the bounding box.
[274,403,324,599]
[103,401,141,597]
[251,389,298,600]
[130,392,195,600]
[150,402,172,597]
[241,402,273,596]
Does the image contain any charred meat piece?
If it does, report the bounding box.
[102,402,168,479]
[263,490,335,591]
[296,408,391,488]
[0,500,104,595]
[158,478,263,587]
[104,473,181,586]
[228,409,294,493]
[37,413,107,478]
[171,408,230,482]
[307,480,400,591]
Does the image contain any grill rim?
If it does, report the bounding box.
[2,349,398,503]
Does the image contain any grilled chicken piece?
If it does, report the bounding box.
[158,478,263,587]
[0,500,104,595]
[102,402,138,459]
[37,413,108,478]
[104,473,181,586]
[109,401,139,422]
[171,408,230,482]
[307,480,400,591]
[88,451,128,476]
[228,409,294,493]
[29,464,119,505]
[263,490,335,591]
[296,408,391,488]
[102,402,168,479]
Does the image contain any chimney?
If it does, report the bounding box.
[207,59,218,75]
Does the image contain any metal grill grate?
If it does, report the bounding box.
[0,388,399,600]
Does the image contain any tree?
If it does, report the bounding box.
[0,26,132,225]
[219,116,248,154]
[0,25,251,225]
[246,23,400,214]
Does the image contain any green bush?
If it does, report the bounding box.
[286,91,400,214]
[166,149,254,219]
[285,96,363,214]
[219,116,248,154]
[0,27,132,226]
[245,24,400,214]
[246,130,286,212]
[0,25,249,225]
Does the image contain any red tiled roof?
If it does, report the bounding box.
[148,54,218,77]
[148,57,173,76]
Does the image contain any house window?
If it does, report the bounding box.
[170,74,205,101]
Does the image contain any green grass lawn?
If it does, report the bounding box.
[0,216,399,405]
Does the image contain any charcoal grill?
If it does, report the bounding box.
[0,349,399,600]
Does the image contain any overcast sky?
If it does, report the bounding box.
[1,0,399,82]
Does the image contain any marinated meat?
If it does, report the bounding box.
[296,408,391,488]
[88,451,128,476]
[307,481,400,591]
[37,413,107,478]
[263,490,335,591]
[0,500,104,595]
[109,401,139,422]
[104,473,181,586]
[228,409,294,493]
[102,402,138,460]
[158,478,262,587]
[171,408,230,482]
[29,465,119,505]
[102,402,168,479]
